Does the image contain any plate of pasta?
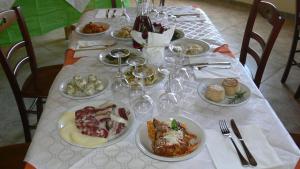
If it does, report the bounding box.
[135,115,205,161]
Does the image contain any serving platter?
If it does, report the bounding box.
[58,100,134,148]
[58,73,109,100]
[169,38,210,57]
[197,78,251,107]
[135,115,205,162]
[75,22,110,36]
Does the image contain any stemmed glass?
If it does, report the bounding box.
[127,57,154,121]
[111,52,127,99]
[119,0,131,26]
[155,1,168,26]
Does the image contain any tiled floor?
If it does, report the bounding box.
[0,0,299,146]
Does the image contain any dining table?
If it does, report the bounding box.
[23,6,300,169]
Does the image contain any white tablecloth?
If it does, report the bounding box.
[0,0,15,11]
[24,6,300,169]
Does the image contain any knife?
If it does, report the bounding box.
[231,119,258,166]
[169,14,200,18]
[184,61,231,67]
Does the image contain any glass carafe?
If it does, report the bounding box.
[133,0,154,49]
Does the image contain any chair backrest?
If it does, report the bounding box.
[239,0,285,88]
[160,0,165,6]
[111,0,117,8]
[0,6,36,142]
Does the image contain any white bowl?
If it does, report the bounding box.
[169,38,210,57]
[135,115,206,162]
[75,22,110,36]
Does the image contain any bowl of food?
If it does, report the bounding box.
[59,73,108,99]
[99,48,142,66]
[169,38,210,57]
[197,78,251,106]
[76,22,110,36]
[135,115,205,161]
[111,26,132,40]
[123,64,164,87]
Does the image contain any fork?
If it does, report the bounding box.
[219,120,249,166]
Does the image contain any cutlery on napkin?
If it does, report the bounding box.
[206,125,283,169]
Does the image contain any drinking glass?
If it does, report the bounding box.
[119,0,131,27]
[111,52,127,100]
[128,57,154,121]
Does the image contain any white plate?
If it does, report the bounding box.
[135,115,206,162]
[59,73,109,100]
[111,30,132,41]
[58,100,134,148]
[197,79,251,106]
[75,22,110,36]
[98,47,142,67]
[169,38,210,57]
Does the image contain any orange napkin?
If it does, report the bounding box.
[213,44,235,58]
[64,49,80,66]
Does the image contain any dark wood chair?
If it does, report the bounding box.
[0,143,30,169]
[240,0,285,88]
[290,133,300,148]
[160,0,165,6]
[0,6,63,142]
[281,0,300,99]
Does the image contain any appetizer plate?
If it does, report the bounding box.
[58,100,134,148]
[122,65,165,87]
[99,47,142,67]
[197,79,251,107]
[59,74,109,100]
[75,22,110,36]
[169,38,210,57]
[135,115,206,162]
[111,30,132,41]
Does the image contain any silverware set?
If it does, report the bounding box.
[219,119,257,167]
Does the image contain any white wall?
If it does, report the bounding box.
[235,0,296,14]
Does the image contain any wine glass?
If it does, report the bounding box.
[111,51,127,100]
[155,1,168,26]
[159,73,180,114]
[127,57,153,121]
[119,0,131,27]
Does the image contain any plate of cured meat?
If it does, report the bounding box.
[58,100,134,148]
[135,115,205,161]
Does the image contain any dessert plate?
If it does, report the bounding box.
[169,38,210,57]
[197,79,251,106]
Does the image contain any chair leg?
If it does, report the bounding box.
[295,85,300,99]
[36,98,43,121]
[20,110,31,143]
[282,30,298,83]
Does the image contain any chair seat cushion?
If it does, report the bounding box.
[0,143,30,169]
[21,64,62,98]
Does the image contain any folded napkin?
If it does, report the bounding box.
[175,16,203,22]
[73,40,115,58]
[77,40,115,48]
[191,54,240,79]
[206,125,283,169]
[131,27,175,65]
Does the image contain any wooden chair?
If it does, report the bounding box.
[160,0,165,6]
[0,143,30,169]
[290,133,300,149]
[240,0,285,88]
[281,0,300,99]
[0,6,63,142]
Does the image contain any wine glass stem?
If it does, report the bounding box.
[118,55,121,77]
